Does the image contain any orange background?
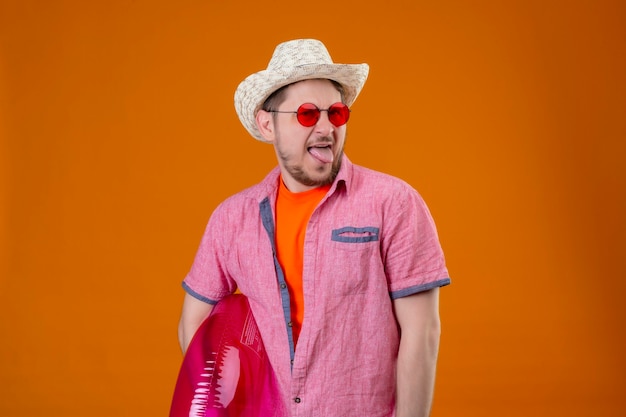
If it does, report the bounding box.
[1,0,625,416]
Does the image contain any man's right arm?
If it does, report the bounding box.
[177,293,214,353]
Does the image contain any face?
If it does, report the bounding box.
[256,79,347,193]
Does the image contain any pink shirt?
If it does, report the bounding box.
[183,156,450,416]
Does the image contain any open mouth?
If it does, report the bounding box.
[308,144,333,164]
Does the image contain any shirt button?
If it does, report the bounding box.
[280,283,287,289]
[287,321,293,327]
[294,397,301,404]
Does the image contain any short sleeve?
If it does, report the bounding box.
[182,204,238,304]
[382,186,450,298]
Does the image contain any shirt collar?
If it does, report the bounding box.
[255,154,354,202]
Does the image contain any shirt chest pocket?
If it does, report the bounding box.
[325,226,383,295]
[331,226,379,247]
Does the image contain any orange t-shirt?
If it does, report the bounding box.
[275,178,330,346]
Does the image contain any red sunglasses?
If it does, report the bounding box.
[270,102,351,127]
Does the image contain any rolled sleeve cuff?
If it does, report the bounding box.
[390,277,451,299]
[182,281,220,305]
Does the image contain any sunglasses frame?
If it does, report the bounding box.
[269,102,351,127]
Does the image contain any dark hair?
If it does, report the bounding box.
[261,79,345,112]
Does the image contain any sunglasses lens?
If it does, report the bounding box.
[296,103,320,127]
[295,103,350,127]
[328,103,350,127]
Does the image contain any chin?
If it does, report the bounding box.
[286,157,341,188]
[311,168,338,187]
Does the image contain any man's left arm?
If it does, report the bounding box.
[393,287,442,417]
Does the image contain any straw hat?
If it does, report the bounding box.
[234,39,369,142]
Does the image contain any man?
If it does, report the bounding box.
[178,39,450,417]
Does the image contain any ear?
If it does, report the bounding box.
[256,110,276,143]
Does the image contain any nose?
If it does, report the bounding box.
[315,110,334,136]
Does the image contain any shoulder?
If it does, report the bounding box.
[348,163,421,201]
[212,167,280,215]
[340,163,437,227]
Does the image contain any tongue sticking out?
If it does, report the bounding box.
[308,146,334,164]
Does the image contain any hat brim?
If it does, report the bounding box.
[235,63,369,142]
